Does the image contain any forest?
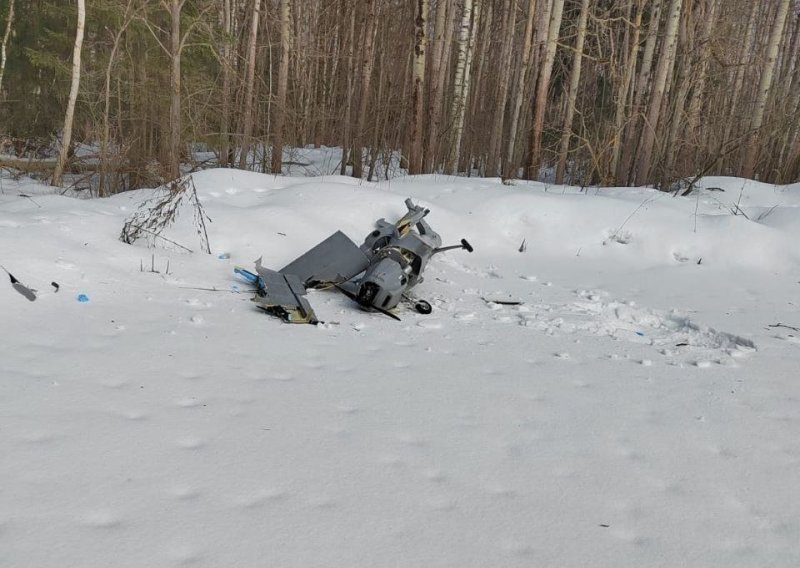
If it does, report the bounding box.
[1,0,799,194]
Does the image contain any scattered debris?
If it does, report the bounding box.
[482,296,523,306]
[2,265,37,301]
[518,239,527,253]
[77,294,90,303]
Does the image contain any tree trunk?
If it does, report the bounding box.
[660,1,694,188]
[486,0,515,177]
[424,0,450,172]
[555,0,590,184]
[0,0,15,95]
[718,1,759,171]
[618,0,663,185]
[352,0,378,179]
[449,0,476,174]
[633,0,682,186]
[167,0,184,181]
[527,0,565,180]
[505,0,538,179]
[408,0,429,174]
[271,0,292,175]
[52,0,85,187]
[742,0,792,179]
[610,0,643,184]
[220,0,234,168]
[340,3,356,175]
[238,0,261,170]
[100,1,134,197]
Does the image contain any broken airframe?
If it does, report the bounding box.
[235,198,473,323]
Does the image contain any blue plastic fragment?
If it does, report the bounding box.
[77,293,90,303]
[218,252,231,259]
[234,266,259,285]
[635,331,645,337]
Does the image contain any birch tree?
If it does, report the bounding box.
[0,0,14,95]
[408,0,429,174]
[743,0,793,179]
[449,0,476,174]
[52,0,85,187]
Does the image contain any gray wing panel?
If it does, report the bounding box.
[253,264,318,324]
[280,230,369,285]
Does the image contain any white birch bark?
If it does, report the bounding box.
[449,0,477,174]
[0,0,15,95]
[408,0,429,174]
[743,0,792,178]
[52,0,85,187]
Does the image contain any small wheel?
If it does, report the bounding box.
[415,300,432,314]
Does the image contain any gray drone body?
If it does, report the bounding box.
[244,198,472,323]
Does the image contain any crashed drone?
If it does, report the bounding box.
[235,198,473,323]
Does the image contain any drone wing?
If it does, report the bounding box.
[252,262,318,324]
[247,231,370,324]
[280,230,370,286]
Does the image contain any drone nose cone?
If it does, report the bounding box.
[358,258,407,310]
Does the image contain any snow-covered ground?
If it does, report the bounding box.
[2,169,799,567]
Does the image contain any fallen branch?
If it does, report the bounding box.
[768,323,800,333]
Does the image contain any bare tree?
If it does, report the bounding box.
[52,0,86,187]
[633,0,682,186]
[99,0,136,196]
[238,0,262,169]
[505,0,538,179]
[0,0,14,95]
[352,0,378,179]
[486,0,515,177]
[743,0,793,178]
[271,0,292,174]
[555,0,590,184]
[449,0,477,174]
[527,0,565,180]
[408,0,429,174]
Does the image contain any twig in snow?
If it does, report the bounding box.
[768,323,800,333]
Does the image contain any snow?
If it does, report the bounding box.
[2,168,800,567]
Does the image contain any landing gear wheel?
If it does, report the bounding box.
[415,300,432,314]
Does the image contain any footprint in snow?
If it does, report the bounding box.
[55,258,76,270]
[176,437,206,450]
[79,511,123,529]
